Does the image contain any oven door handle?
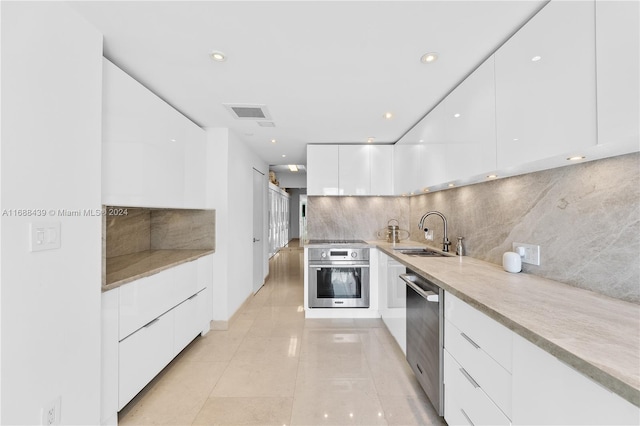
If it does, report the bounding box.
[399,274,439,303]
[309,264,369,268]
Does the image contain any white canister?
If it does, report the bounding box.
[503,251,522,273]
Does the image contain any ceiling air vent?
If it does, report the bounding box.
[257,121,276,127]
[223,104,272,121]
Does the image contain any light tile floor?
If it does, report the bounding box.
[119,244,445,426]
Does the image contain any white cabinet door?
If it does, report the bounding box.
[102,59,206,208]
[419,102,449,188]
[102,59,184,208]
[183,130,207,209]
[370,145,394,196]
[444,350,511,426]
[495,0,597,168]
[595,0,640,149]
[512,333,639,425]
[445,56,497,179]
[101,289,119,425]
[385,259,407,354]
[393,143,422,195]
[119,309,174,410]
[118,268,177,340]
[197,254,213,330]
[307,145,339,195]
[339,145,370,195]
[173,290,206,355]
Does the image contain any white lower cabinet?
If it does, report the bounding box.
[118,309,175,410]
[444,350,511,426]
[173,289,206,355]
[444,292,513,425]
[444,291,640,425]
[378,251,407,354]
[101,289,119,426]
[102,255,214,419]
[511,333,640,425]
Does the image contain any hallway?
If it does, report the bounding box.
[119,245,444,425]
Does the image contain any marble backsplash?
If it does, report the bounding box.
[106,208,215,258]
[307,152,640,303]
[151,209,215,250]
[307,196,411,241]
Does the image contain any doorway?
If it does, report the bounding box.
[252,168,265,293]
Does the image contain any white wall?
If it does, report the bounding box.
[287,188,306,239]
[1,2,103,424]
[207,129,268,323]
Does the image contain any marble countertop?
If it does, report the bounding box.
[104,249,214,290]
[371,240,640,407]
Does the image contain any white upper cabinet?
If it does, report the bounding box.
[444,56,497,179]
[102,59,206,208]
[393,143,423,195]
[307,145,339,195]
[396,56,496,193]
[339,145,371,195]
[495,0,597,169]
[307,144,393,196]
[183,132,207,209]
[370,145,394,196]
[595,0,639,149]
[419,102,450,189]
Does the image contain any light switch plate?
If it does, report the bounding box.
[30,222,61,252]
[512,242,540,266]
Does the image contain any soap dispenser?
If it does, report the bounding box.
[455,237,464,256]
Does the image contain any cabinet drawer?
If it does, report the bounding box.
[444,350,510,426]
[444,292,512,371]
[445,318,512,417]
[173,290,204,355]
[118,309,174,410]
[172,260,199,306]
[197,254,213,288]
[119,268,177,340]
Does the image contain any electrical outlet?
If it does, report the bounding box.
[41,397,61,426]
[512,242,541,266]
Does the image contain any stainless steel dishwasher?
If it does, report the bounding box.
[400,270,444,416]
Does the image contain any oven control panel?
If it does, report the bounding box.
[309,248,369,262]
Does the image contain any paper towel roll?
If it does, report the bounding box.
[503,252,522,273]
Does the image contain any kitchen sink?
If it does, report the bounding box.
[393,248,451,257]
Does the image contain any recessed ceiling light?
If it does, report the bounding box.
[448,183,455,187]
[423,188,430,192]
[367,137,375,143]
[288,165,299,172]
[419,139,424,143]
[421,52,439,63]
[567,156,586,161]
[210,51,226,62]
[170,138,176,142]
[531,55,542,62]
[454,113,461,118]
[271,139,276,143]
[383,112,394,120]
[513,138,519,141]
[487,174,498,179]
[282,154,286,158]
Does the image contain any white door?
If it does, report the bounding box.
[252,169,265,293]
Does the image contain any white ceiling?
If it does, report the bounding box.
[71,0,546,167]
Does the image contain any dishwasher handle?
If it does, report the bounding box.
[399,274,439,303]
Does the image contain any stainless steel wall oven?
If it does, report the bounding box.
[308,246,370,308]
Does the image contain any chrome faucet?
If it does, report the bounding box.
[418,211,451,252]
